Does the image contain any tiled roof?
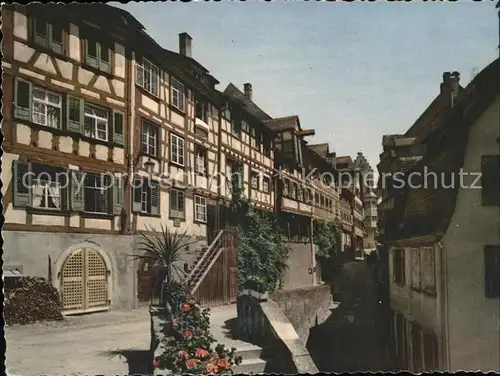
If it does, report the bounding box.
[307,143,330,158]
[224,83,272,123]
[386,58,499,242]
[264,115,300,131]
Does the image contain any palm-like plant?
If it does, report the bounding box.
[131,224,198,304]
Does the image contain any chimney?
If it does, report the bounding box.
[440,71,460,107]
[179,32,192,58]
[244,83,252,101]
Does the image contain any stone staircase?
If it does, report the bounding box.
[209,304,273,374]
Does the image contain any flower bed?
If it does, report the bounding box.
[153,282,242,374]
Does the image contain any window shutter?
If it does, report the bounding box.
[169,189,178,218]
[132,179,143,212]
[12,160,32,207]
[112,110,125,146]
[67,96,84,133]
[113,176,124,216]
[150,182,160,215]
[14,78,32,121]
[85,40,99,69]
[99,44,111,73]
[70,170,84,211]
[178,191,185,218]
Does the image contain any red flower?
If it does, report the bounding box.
[183,329,192,339]
[206,363,219,374]
[182,303,192,312]
[211,354,219,361]
[217,358,230,369]
[178,350,188,359]
[195,348,209,358]
[186,358,200,369]
[153,360,160,368]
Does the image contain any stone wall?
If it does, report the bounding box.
[271,284,333,345]
[280,242,317,290]
[236,293,319,374]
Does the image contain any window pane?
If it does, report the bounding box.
[100,44,110,63]
[35,19,47,36]
[51,23,63,44]
[87,39,98,58]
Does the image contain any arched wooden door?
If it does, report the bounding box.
[60,248,109,313]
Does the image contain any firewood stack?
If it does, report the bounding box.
[4,276,64,326]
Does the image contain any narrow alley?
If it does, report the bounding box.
[307,260,394,373]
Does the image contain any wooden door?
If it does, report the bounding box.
[61,248,109,312]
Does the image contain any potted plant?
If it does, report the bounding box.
[131,224,198,307]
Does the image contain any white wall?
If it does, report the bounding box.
[441,95,500,372]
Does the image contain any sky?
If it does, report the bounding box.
[114,0,498,172]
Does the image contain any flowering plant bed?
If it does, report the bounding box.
[153,282,242,374]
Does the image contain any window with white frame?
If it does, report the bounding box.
[136,58,159,96]
[263,177,270,193]
[195,195,207,223]
[141,120,158,157]
[195,145,207,175]
[31,164,63,210]
[169,188,185,219]
[31,86,62,129]
[84,103,109,141]
[171,77,185,111]
[84,38,111,73]
[171,134,185,166]
[251,172,259,189]
[133,178,160,215]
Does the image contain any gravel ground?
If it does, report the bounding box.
[308,260,395,372]
[5,307,152,376]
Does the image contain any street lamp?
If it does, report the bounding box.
[144,158,155,175]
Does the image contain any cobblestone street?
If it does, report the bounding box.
[5,307,151,376]
[308,260,394,372]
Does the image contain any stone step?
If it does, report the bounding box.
[234,344,264,361]
[233,357,267,374]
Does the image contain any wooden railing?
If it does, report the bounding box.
[185,230,224,289]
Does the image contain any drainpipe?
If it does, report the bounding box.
[128,51,137,308]
[311,214,316,285]
[438,241,450,370]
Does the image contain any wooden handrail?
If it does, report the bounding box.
[185,229,224,284]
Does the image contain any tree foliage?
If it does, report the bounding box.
[229,179,289,293]
[313,219,341,259]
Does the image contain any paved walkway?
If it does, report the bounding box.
[5,307,151,376]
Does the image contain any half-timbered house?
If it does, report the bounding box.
[220,83,275,218]
[2,4,137,314]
